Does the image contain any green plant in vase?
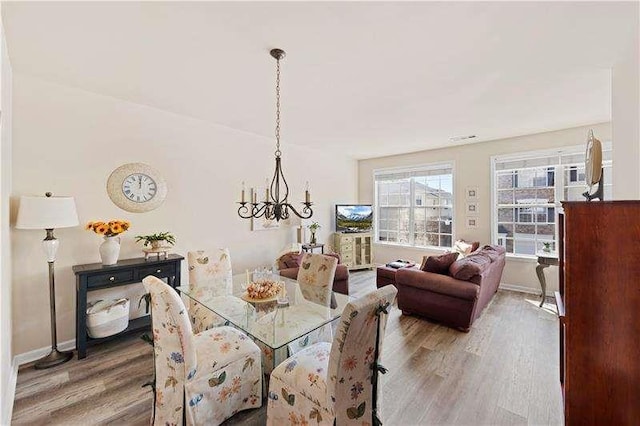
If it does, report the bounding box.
[308,222,321,245]
[542,242,552,253]
[135,232,176,250]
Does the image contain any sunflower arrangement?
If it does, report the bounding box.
[86,220,131,237]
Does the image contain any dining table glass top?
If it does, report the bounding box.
[177,273,351,350]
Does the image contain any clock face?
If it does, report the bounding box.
[122,173,157,203]
[107,163,167,213]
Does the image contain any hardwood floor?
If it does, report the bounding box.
[12,270,563,425]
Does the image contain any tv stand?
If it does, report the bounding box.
[333,232,373,271]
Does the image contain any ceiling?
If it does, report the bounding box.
[3,2,637,159]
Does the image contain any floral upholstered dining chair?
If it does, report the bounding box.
[297,253,338,306]
[287,253,338,355]
[267,285,398,426]
[142,276,262,426]
[187,249,233,333]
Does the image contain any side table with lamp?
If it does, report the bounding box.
[15,192,79,369]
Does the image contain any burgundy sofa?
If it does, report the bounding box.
[277,252,350,295]
[395,245,506,331]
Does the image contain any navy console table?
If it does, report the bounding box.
[73,254,184,359]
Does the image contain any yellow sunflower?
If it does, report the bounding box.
[85,221,94,231]
[110,223,123,234]
[95,224,109,235]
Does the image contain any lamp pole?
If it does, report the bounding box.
[36,226,73,369]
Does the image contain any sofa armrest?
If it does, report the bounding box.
[334,264,349,281]
[396,268,479,301]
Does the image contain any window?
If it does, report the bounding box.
[493,145,612,256]
[375,163,454,248]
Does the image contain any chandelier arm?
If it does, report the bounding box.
[277,157,290,201]
[238,203,267,219]
[286,203,313,220]
[252,203,269,219]
[270,158,280,204]
[265,203,276,220]
[281,204,290,220]
[237,203,253,219]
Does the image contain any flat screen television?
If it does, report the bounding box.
[336,204,373,233]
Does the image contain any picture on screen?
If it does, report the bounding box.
[336,204,373,233]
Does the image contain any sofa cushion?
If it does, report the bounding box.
[449,252,493,281]
[421,252,459,275]
[396,268,480,301]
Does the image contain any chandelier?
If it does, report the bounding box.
[237,48,313,222]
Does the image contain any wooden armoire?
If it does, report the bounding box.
[557,201,640,425]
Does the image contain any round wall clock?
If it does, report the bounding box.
[106,163,167,213]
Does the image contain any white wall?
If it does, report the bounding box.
[612,16,640,199]
[358,123,612,294]
[10,74,357,356]
[0,3,13,422]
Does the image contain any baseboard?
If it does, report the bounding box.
[499,282,553,297]
[13,338,76,367]
[2,357,19,425]
[3,339,76,423]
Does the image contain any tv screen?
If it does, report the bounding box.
[336,204,373,233]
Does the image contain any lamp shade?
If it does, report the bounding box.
[16,195,79,229]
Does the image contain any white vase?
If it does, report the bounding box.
[99,236,121,266]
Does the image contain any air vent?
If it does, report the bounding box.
[449,135,477,142]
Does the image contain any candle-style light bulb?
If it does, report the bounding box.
[265,178,270,202]
[305,181,311,203]
[252,188,257,204]
[241,181,246,203]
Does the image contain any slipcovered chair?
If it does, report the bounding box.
[277,251,350,295]
[267,285,398,426]
[287,253,338,355]
[142,276,262,426]
[187,249,233,333]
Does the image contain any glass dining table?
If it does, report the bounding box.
[177,273,352,376]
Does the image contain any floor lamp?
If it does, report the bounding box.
[16,192,79,369]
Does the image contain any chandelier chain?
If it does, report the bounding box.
[237,48,313,222]
[275,58,282,157]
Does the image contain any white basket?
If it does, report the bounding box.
[86,298,130,338]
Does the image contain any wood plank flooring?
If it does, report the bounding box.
[12,270,563,425]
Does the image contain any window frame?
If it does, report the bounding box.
[491,143,612,259]
[373,161,455,250]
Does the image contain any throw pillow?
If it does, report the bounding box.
[419,256,429,271]
[452,240,472,258]
[278,252,302,269]
[452,239,480,258]
[421,252,459,275]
